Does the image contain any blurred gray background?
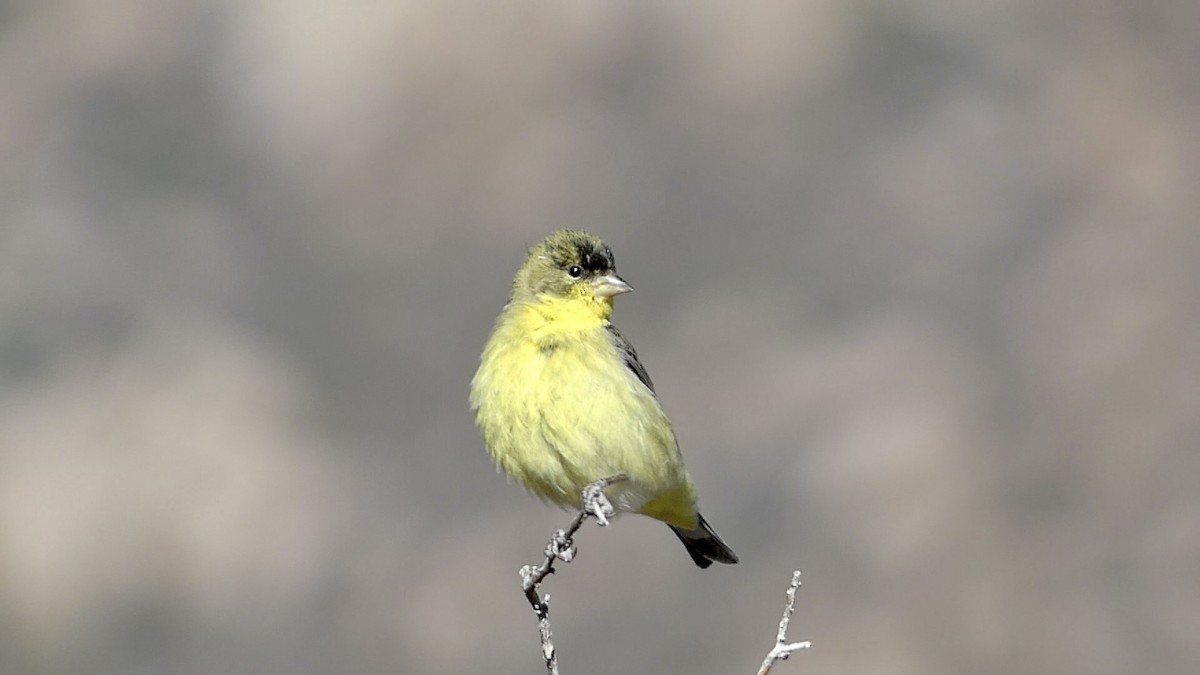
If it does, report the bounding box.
[2,1,1198,673]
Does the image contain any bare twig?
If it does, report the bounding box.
[518,475,627,675]
[756,570,812,675]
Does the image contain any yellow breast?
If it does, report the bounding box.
[470,296,696,525]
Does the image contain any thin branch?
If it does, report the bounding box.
[756,570,812,675]
[518,475,627,675]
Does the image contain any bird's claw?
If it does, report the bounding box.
[581,484,616,526]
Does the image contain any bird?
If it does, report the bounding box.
[470,229,737,568]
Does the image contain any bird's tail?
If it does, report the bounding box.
[669,513,739,568]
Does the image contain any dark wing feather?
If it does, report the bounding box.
[606,324,655,393]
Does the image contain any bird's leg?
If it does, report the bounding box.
[581,474,628,526]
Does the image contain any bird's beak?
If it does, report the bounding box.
[591,273,633,297]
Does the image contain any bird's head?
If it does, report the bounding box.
[512,230,633,306]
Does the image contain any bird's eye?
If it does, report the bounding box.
[567,265,584,278]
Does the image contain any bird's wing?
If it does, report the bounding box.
[606,324,655,393]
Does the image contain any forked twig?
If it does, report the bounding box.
[756,570,812,675]
[518,475,627,675]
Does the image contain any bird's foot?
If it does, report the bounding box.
[581,474,627,527]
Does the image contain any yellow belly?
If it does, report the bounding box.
[470,304,697,528]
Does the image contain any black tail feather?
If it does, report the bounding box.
[669,513,738,568]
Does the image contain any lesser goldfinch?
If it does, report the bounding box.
[470,229,737,568]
